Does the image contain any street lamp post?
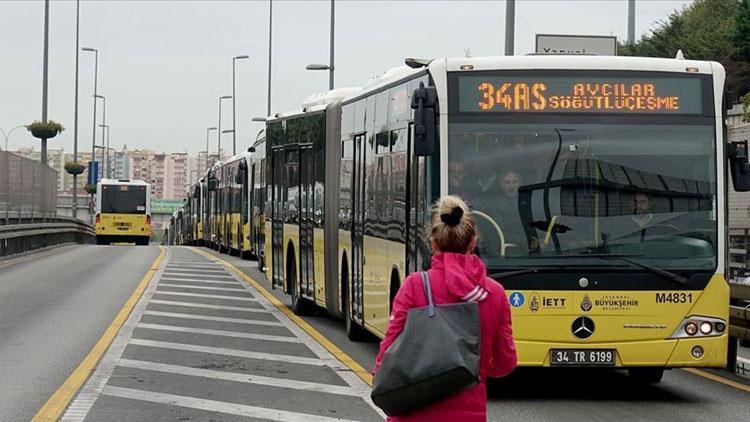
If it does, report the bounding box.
[95,94,106,179]
[267,0,273,116]
[99,124,110,178]
[505,0,515,56]
[328,0,335,90]
[218,95,232,160]
[73,0,81,218]
[82,47,98,189]
[94,145,105,175]
[41,0,50,165]
[0,125,26,151]
[232,55,249,156]
[305,0,335,90]
[205,126,217,170]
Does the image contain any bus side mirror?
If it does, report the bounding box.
[411,83,437,157]
[724,90,735,112]
[729,140,750,191]
[235,170,244,184]
[207,178,218,190]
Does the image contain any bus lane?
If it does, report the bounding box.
[58,247,384,421]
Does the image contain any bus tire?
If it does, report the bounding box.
[342,260,366,342]
[96,236,107,245]
[628,368,664,384]
[287,251,311,316]
[258,254,266,273]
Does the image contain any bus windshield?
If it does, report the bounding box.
[101,185,148,214]
[448,121,717,272]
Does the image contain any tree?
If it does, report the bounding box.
[732,0,750,61]
[620,0,749,98]
[620,0,739,60]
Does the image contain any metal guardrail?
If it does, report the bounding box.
[0,215,94,256]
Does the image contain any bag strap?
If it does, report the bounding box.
[420,271,435,317]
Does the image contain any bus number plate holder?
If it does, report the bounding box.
[550,349,616,366]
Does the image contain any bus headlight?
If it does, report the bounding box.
[671,316,726,338]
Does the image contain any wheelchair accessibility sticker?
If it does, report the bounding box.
[510,292,525,308]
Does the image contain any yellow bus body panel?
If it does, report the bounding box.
[96,213,151,238]
[362,235,395,337]
[313,228,326,307]
[242,222,251,252]
[283,224,300,288]
[507,274,728,368]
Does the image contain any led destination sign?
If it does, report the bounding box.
[457,75,703,114]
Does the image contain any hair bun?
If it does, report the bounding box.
[440,205,464,226]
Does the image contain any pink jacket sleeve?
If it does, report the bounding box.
[488,285,517,377]
[373,275,415,374]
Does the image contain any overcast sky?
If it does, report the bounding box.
[1,0,692,156]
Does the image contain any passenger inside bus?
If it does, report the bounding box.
[472,169,536,257]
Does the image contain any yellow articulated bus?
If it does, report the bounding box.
[95,178,152,245]
[217,152,254,258]
[258,55,750,384]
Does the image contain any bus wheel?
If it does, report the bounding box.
[258,254,266,273]
[288,254,311,316]
[345,297,367,341]
[628,368,664,384]
[342,266,366,342]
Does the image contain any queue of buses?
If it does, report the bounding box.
[170,54,750,383]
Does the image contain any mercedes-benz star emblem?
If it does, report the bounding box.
[572,316,595,340]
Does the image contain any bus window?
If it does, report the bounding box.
[101,185,147,214]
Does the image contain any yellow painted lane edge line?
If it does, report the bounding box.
[682,368,750,393]
[32,246,167,422]
[191,247,374,386]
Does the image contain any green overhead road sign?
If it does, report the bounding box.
[151,198,184,214]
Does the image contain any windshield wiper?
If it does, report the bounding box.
[570,254,688,285]
[608,256,688,285]
[488,267,567,280]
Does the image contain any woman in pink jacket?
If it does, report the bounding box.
[373,195,517,421]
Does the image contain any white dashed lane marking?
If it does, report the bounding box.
[142,311,285,326]
[62,248,383,421]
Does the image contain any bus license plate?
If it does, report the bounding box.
[550,349,616,366]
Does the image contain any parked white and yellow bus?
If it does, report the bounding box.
[178,54,750,384]
[261,55,749,384]
[95,178,152,245]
